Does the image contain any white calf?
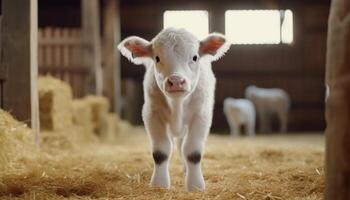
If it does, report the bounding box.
[118,28,229,191]
[245,85,290,133]
[223,98,256,137]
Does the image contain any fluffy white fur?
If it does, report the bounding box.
[118,28,229,192]
[245,85,290,133]
[223,98,256,137]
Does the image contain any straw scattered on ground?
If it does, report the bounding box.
[0,116,325,200]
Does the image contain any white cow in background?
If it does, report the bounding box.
[223,98,256,137]
[118,28,229,191]
[245,85,290,133]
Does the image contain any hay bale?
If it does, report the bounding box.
[0,109,36,171]
[84,95,109,136]
[99,113,121,142]
[38,76,73,131]
[72,99,93,132]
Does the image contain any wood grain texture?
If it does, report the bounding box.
[325,0,350,198]
[81,0,103,95]
[102,0,122,113]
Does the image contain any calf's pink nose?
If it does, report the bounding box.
[168,75,185,85]
[166,75,186,92]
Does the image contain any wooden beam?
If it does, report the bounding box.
[102,0,122,113]
[1,0,40,144]
[325,0,350,199]
[81,0,103,95]
[209,5,225,34]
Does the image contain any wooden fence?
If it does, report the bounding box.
[38,27,89,97]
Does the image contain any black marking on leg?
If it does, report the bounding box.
[152,151,167,165]
[187,151,201,164]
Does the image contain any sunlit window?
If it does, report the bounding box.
[163,10,209,40]
[281,10,293,44]
[225,10,293,45]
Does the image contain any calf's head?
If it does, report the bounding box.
[118,28,229,98]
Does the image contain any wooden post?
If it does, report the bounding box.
[1,0,40,144]
[325,0,350,199]
[102,0,122,113]
[209,5,225,34]
[81,0,103,95]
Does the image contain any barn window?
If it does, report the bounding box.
[163,10,209,40]
[225,10,293,45]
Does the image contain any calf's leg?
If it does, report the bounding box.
[183,116,210,191]
[144,114,172,188]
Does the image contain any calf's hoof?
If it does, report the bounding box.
[150,175,170,189]
[185,176,205,192]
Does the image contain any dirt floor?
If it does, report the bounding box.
[0,127,324,200]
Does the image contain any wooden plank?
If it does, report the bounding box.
[325,0,350,198]
[102,0,122,113]
[38,27,83,68]
[1,0,40,144]
[81,0,103,95]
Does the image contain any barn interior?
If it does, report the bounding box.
[1,0,348,199]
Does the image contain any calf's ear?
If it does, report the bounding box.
[117,36,153,65]
[199,33,230,61]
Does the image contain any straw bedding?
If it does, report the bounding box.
[0,110,37,172]
[0,76,324,200]
[0,114,324,200]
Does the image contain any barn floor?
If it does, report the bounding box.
[0,126,324,200]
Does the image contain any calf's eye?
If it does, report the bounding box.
[192,55,198,62]
[155,56,160,63]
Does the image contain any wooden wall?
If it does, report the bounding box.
[119,0,330,132]
[39,0,81,28]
